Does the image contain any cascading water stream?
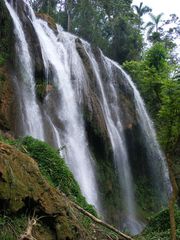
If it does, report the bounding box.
[110,59,170,199]
[81,48,143,234]
[28,11,100,210]
[5,0,44,140]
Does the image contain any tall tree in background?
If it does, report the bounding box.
[133,2,152,30]
[146,13,164,42]
[30,0,143,64]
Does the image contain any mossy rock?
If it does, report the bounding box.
[36,82,47,101]
[0,139,123,240]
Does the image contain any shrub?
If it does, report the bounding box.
[136,206,180,240]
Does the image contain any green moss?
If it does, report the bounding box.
[35,82,47,101]
[19,136,97,216]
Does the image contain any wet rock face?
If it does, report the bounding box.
[75,38,138,144]
[76,38,109,143]
[93,47,137,129]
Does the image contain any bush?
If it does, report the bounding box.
[136,206,180,240]
[147,206,180,232]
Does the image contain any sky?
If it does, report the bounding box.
[132,0,180,49]
[132,0,180,19]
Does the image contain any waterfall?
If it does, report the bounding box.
[5,0,170,235]
[79,47,144,234]
[29,11,100,210]
[110,59,170,200]
[5,0,44,140]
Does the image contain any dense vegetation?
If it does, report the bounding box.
[30,0,144,63]
[136,207,180,240]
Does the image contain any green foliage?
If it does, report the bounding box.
[0,214,27,240]
[135,178,159,218]
[158,79,180,152]
[136,207,180,240]
[146,13,164,41]
[35,82,47,101]
[0,1,13,65]
[132,2,152,30]
[20,136,97,216]
[145,42,169,73]
[31,0,143,63]
[123,43,171,120]
[0,55,6,66]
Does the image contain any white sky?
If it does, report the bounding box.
[132,0,180,18]
[132,0,180,50]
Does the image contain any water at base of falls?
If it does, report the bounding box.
[5,0,170,235]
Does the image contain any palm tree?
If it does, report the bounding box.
[133,2,152,29]
[133,2,152,18]
[146,13,164,36]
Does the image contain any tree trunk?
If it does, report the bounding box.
[67,9,71,32]
[167,153,178,240]
[71,201,133,240]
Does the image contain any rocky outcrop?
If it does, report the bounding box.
[0,141,130,240]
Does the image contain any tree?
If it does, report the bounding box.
[123,42,170,120]
[31,0,143,64]
[97,0,143,63]
[146,13,164,42]
[133,2,152,29]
